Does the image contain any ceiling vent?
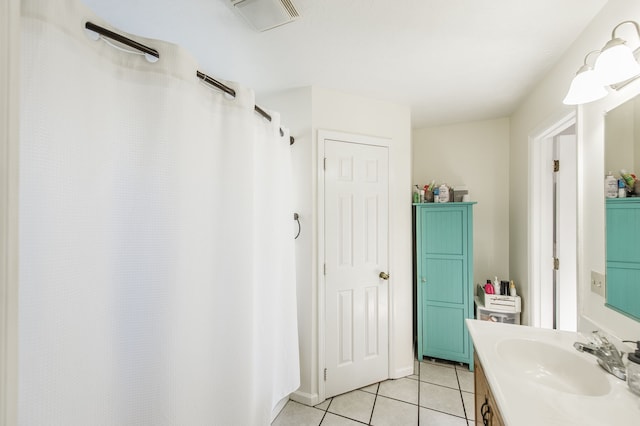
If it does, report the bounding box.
[230,0,300,32]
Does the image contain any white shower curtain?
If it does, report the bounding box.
[19,1,299,424]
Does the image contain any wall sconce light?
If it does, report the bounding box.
[594,21,640,86]
[563,51,607,105]
[564,20,640,105]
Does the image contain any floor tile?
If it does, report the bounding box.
[419,382,465,418]
[377,377,419,405]
[320,412,365,426]
[461,391,475,421]
[360,383,379,394]
[420,363,459,389]
[327,390,376,424]
[272,400,325,426]
[315,398,332,411]
[370,395,418,426]
[419,407,468,426]
[456,369,474,393]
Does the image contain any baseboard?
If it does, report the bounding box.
[270,396,289,423]
[390,365,415,379]
[289,389,320,407]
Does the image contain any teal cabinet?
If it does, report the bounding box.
[414,202,475,370]
[606,199,640,321]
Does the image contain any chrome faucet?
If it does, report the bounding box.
[574,331,627,380]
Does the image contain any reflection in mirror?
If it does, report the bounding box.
[605,96,640,183]
[604,95,640,322]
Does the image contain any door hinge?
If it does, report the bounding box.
[324,368,327,381]
[554,257,560,270]
[323,263,326,275]
[553,160,560,172]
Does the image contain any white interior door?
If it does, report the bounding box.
[555,134,577,331]
[323,137,389,398]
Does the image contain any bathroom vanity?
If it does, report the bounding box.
[467,320,640,425]
[474,352,504,426]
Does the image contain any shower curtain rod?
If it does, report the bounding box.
[196,71,295,145]
[85,22,159,59]
[84,21,295,146]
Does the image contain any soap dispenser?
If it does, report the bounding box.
[627,341,640,396]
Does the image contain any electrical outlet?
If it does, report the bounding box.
[591,271,606,297]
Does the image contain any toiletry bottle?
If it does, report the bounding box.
[484,279,494,294]
[627,341,640,396]
[420,188,425,203]
[509,280,517,297]
[605,172,617,198]
[438,183,449,203]
[493,276,500,294]
[618,179,627,198]
[413,185,420,203]
[434,187,440,203]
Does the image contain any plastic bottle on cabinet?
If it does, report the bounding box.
[438,184,449,203]
[618,179,627,198]
[605,172,617,198]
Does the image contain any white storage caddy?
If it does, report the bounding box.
[475,285,522,324]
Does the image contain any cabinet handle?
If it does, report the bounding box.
[481,398,491,426]
[421,277,426,283]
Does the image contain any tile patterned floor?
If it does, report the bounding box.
[272,359,475,426]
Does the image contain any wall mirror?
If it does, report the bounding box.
[604,94,640,322]
[605,95,640,176]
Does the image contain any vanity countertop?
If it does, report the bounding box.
[467,319,640,425]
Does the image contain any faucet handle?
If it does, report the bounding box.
[591,330,611,347]
[590,330,604,346]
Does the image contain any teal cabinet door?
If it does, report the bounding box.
[606,199,640,321]
[415,203,475,370]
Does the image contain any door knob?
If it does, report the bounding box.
[379,271,390,280]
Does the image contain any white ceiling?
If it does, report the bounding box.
[80,0,608,128]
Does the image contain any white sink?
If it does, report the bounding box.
[497,338,611,396]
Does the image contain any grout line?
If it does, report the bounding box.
[316,397,333,426]
[455,367,468,421]
[367,383,380,425]
[324,412,369,425]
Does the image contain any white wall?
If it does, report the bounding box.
[261,87,316,402]
[510,0,640,341]
[413,118,511,288]
[263,86,413,405]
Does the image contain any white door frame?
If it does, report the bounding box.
[1,1,20,424]
[317,130,392,403]
[529,111,576,328]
